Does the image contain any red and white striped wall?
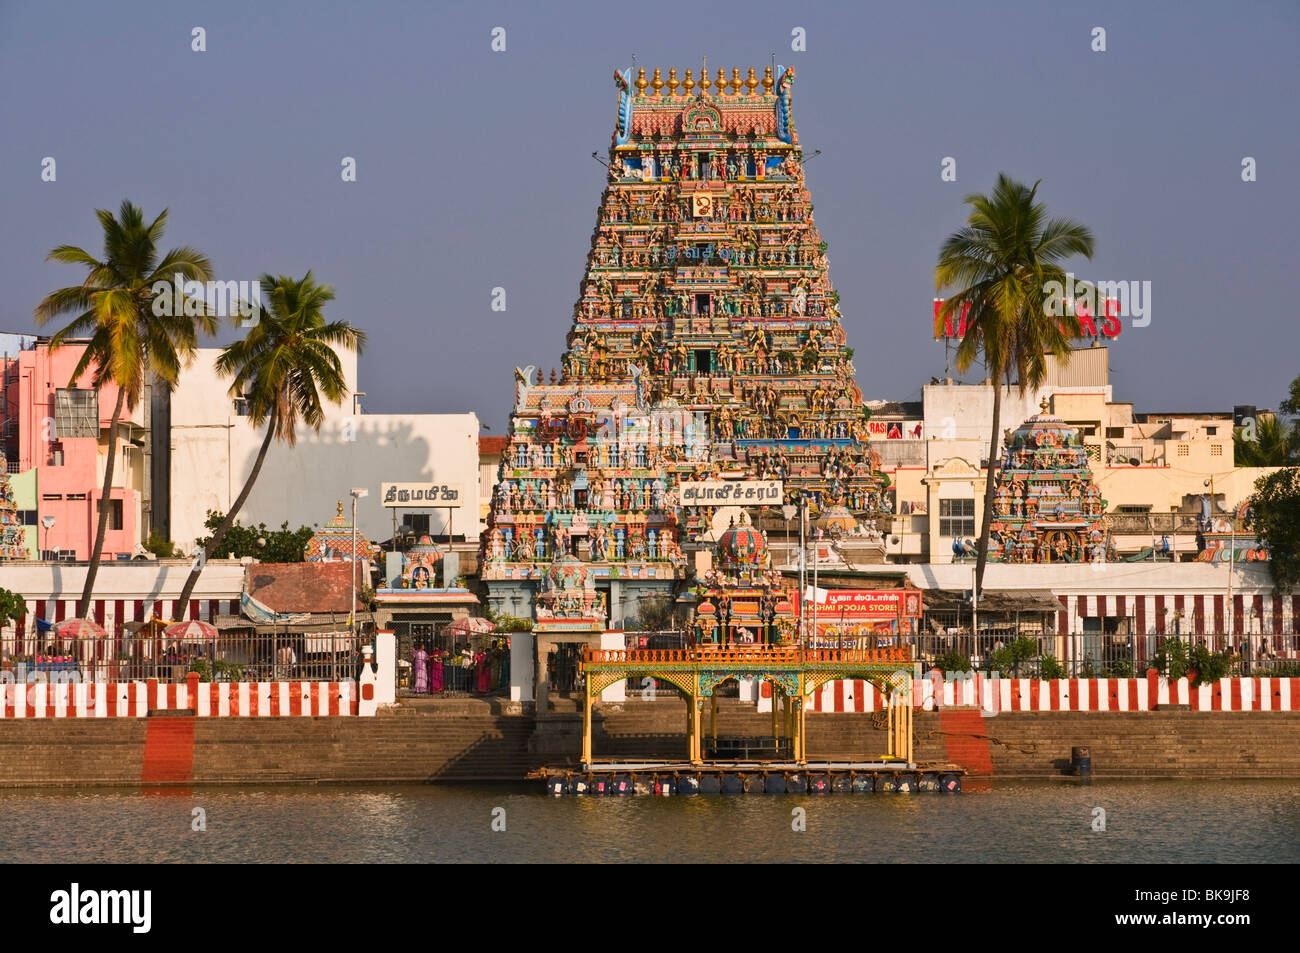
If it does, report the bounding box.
[1057,593,1300,639]
[0,679,357,718]
[4,598,239,652]
[805,674,1300,713]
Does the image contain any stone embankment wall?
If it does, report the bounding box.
[1,699,1297,785]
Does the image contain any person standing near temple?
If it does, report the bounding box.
[413,643,429,694]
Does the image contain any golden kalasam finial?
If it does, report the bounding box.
[684,68,695,93]
[745,67,758,95]
[762,65,774,92]
[336,500,344,518]
[716,68,726,93]
[730,67,741,94]
[635,67,648,95]
[700,64,712,92]
[651,67,663,96]
[1040,397,1050,413]
[667,67,679,95]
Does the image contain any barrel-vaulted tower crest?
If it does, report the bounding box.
[481,64,888,623]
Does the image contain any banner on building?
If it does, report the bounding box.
[809,588,923,618]
[679,480,782,505]
[381,483,463,508]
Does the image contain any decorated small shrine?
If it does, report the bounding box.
[534,553,608,634]
[305,501,376,563]
[400,535,445,589]
[0,455,27,561]
[988,401,1114,563]
[481,62,890,626]
[1196,503,1269,563]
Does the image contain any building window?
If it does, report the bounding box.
[98,499,123,531]
[54,388,100,438]
[1117,505,1151,514]
[1205,426,1217,436]
[1177,444,1189,457]
[1210,444,1222,457]
[42,493,62,501]
[66,493,87,500]
[1106,427,1125,439]
[939,499,975,537]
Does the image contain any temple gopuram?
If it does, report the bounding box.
[481,62,891,630]
[988,401,1114,563]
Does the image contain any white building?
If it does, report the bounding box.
[163,347,481,553]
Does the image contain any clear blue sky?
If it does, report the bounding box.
[2,0,1297,429]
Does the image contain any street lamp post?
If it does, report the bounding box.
[41,515,55,559]
[1205,476,1233,645]
[350,487,369,654]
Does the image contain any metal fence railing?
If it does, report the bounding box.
[396,623,511,697]
[1,632,366,683]
[912,629,1300,678]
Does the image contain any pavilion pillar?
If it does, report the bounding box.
[795,697,806,765]
[690,673,702,765]
[771,687,779,742]
[710,693,718,749]
[581,681,593,766]
[691,698,703,765]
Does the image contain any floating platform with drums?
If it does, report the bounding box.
[534,761,966,796]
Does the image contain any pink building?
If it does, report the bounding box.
[5,340,150,560]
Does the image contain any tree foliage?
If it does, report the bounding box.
[934,173,1095,597]
[1234,414,1295,466]
[0,588,26,629]
[34,200,215,614]
[197,511,314,563]
[1251,467,1300,591]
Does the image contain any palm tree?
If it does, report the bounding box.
[174,271,366,610]
[1234,415,1294,466]
[934,174,1095,598]
[34,201,214,616]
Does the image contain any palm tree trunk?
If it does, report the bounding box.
[974,372,1003,599]
[174,422,277,613]
[78,388,127,617]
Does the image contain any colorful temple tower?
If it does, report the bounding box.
[988,401,1114,563]
[0,454,25,561]
[481,63,888,625]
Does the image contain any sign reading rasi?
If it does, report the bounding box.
[381,483,463,508]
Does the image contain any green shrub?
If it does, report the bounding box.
[1105,658,1135,678]
[988,637,1039,675]
[1188,644,1232,687]
[144,531,178,558]
[933,649,971,673]
[1153,637,1189,681]
[1039,654,1066,679]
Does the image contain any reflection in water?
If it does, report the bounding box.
[1,781,1297,864]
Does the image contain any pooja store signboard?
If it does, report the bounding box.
[679,480,782,505]
[382,483,463,508]
[810,589,923,619]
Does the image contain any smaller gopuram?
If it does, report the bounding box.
[0,455,27,560]
[989,401,1114,564]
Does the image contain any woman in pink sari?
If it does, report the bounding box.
[429,649,445,693]
[475,651,491,693]
[413,644,429,694]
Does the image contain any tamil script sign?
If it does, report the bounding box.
[381,483,463,508]
[809,589,923,618]
[679,480,782,505]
